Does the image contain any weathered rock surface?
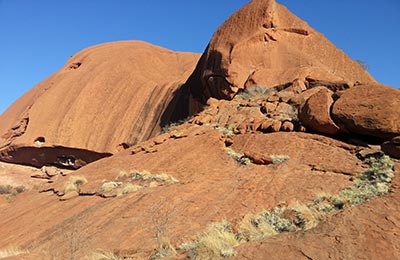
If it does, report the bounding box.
[0,128,362,258]
[233,164,400,260]
[0,41,199,167]
[332,84,400,140]
[186,0,375,105]
[298,88,340,135]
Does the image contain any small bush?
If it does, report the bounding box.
[291,204,323,230]
[361,155,394,184]
[133,171,179,185]
[150,237,176,260]
[270,155,290,165]
[121,183,143,195]
[261,208,294,233]
[183,221,240,260]
[63,176,88,193]
[86,250,124,260]
[214,126,235,137]
[0,185,13,195]
[15,186,26,193]
[240,85,277,99]
[238,214,277,241]
[101,182,121,192]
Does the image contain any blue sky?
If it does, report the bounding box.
[0,1,399,115]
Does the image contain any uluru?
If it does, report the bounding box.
[0,1,399,260]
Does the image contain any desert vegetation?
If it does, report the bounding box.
[0,184,26,202]
[98,170,180,197]
[225,148,251,165]
[0,247,27,258]
[63,175,88,194]
[176,154,395,259]
[86,250,125,260]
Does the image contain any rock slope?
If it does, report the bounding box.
[0,41,199,168]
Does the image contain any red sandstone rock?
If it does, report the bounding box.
[281,121,295,132]
[0,41,199,167]
[244,151,273,165]
[332,84,400,140]
[299,88,340,135]
[185,0,375,105]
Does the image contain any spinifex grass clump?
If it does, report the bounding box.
[326,154,394,209]
[179,154,395,259]
[180,221,240,260]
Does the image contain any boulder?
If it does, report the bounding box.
[281,121,295,132]
[332,84,400,140]
[381,136,400,159]
[299,88,340,135]
[244,151,273,165]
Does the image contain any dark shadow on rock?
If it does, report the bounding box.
[159,83,192,129]
[0,145,112,169]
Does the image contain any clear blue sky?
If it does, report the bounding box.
[1,1,399,115]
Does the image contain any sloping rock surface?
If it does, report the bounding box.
[233,163,400,260]
[0,41,199,154]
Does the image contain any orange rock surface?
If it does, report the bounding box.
[186,0,375,104]
[0,0,399,259]
[0,40,199,154]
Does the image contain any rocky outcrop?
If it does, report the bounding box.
[332,84,400,140]
[0,41,199,167]
[185,0,375,106]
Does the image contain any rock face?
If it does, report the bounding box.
[186,0,375,106]
[0,1,399,260]
[332,84,400,140]
[0,41,199,167]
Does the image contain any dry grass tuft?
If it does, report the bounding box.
[0,247,27,258]
[63,175,88,193]
[270,155,290,165]
[121,183,143,195]
[182,221,240,260]
[86,250,125,260]
[291,203,324,230]
[101,182,121,192]
[238,214,277,241]
[118,170,179,185]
